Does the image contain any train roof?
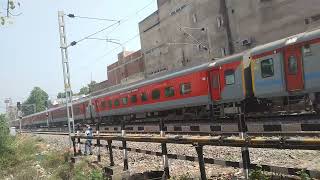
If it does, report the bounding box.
[209,53,243,68]
[251,28,320,57]
[93,62,211,99]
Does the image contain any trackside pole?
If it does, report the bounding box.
[58,11,75,148]
[238,109,250,179]
[96,123,101,162]
[121,120,128,171]
[195,144,207,180]
[107,140,115,166]
[72,137,77,156]
[76,124,81,155]
[160,119,170,179]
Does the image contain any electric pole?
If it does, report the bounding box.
[58,11,75,148]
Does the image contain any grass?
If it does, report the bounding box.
[0,134,103,180]
[0,135,39,177]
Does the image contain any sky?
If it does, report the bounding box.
[0,0,158,112]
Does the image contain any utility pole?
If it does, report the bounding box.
[4,98,11,119]
[58,11,75,148]
[17,102,22,133]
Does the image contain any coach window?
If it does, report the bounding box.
[101,101,106,109]
[122,97,128,105]
[288,55,298,74]
[108,100,112,108]
[224,69,235,85]
[165,86,175,97]
[180,83,192,95]
[141,92,148,102]
[152,89,161,100]
[131,95,137,103]
[261,58,274,78]
[303,44,312,56]
[114,99,120,107]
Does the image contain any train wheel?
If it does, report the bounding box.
[313,93,320,114]
[314,104,320,114]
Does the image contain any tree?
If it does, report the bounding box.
[0,1,20,25]
[0,114,9,151]
[22,87,49,116]
[57,91,74,99]
[88,81,97,93]
[78,86,89,95]
[77,81,96,95]
[57,92,66,99]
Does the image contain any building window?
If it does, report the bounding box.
[221,48,226,57]
[100,101,106,109]
[261,58,274,78]
[165,86,175,97]
[288,56,298,74]
[212,74,219,88]
[108,100,112,108]
[141,92,148,102]
[180,83,192,95]
[114,99,120,107]
[152,89,160,100]
[131,95,137,103]
[225,69,235,85]
[122,97,128,105]
[217,16,223,28]
[192,14,197,23]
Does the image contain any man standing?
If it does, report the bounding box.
[84,125,93,155]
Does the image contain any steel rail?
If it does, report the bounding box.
[69,135,320,150]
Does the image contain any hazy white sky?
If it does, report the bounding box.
[0,0,157,112]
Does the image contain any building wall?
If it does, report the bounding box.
[91,80,110,93]
[139,0,234,77]
[227,0,320,52]
[139,0,320,77]
[107,50,145,87]
[107,62,120,86]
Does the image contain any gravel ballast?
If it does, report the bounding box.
[33,134,320,179]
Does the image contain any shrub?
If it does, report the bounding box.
[89,169,103,180]
[42,152,65,170]
[297,169,311,180]
[249,166,270,180]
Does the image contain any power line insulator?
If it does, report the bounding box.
[67,14,75,18]
[70,41,77,46]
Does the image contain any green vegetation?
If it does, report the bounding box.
[22,87,49,115]
[0,0,19,25]
[297,169,311,180]
[0,123,103,180]
[170,172,192,180]
[57,81,97,99]
[249,166,270,180]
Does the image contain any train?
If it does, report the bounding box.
[12,28,320,130]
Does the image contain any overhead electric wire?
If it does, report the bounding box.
[66,14,118,22]
[76,0,155,70]
[95,0,155,38]
[79,32,140,70]
[69,0,155,47]
[69,20,121,47]
[94,33,140,62]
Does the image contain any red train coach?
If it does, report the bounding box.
[92,63,211,119]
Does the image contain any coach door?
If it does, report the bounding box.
[209,69,221,101]
[284,45,304,92]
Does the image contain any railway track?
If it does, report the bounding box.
[23,113,320,137]
[24,129,320,179]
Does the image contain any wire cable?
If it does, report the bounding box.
[69,20,121,47]
[69,0,155,47]
[80,33,140,70]
[66,14,118,22]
